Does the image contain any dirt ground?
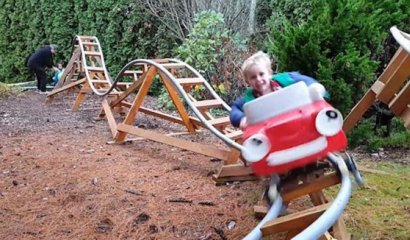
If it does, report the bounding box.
[0,91,270,240]
[1,90,408,240]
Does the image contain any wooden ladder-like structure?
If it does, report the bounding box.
[99,58,252,183]
[47,36,141,110]
[344,26,410,132]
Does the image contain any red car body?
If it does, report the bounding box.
[241,82,347,176]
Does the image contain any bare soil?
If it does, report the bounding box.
[1,90,408,240]
[0,91,266,240]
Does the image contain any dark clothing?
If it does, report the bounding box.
[27,46,54,92]
[27,46,54,69]
[229,72,321,128]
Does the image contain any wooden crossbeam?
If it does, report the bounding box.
[116,123,231,160]
[261,202,331,235]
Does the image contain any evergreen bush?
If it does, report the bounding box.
[266,0,410,115]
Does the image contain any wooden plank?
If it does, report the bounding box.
[208,116,231,127]
[116,124,231,160]
[343,89,376,133]
[193,99,223,109]
[378,48,408,83]
[225,146,242,165]
[261,202,331,235]
[370,80,385,95]
[81,42,99,46]
[54,48,81,89]
[224,130,243,140]
[123,70,143,75]
[115,67,158,141]
[108,70,147,108]
[72,81,90,111]
[285,228,305,240]
[47,78,85,97]
[400,107,410,129]
[214,164,254,178]
[159,71,196,133]
[389,80,410,115]
[254,205,269,219]
[377,54,410,103]
[84,51,102,56]
[87,66,105,72]
[161,63,186,69]
[102,99,117,138]
[79,36,97,40]
[177,77,205,85]
[332,215,351,240]
[281,173,340,202]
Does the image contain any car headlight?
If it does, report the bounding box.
[315,108,343,136]
[241,133,270,163]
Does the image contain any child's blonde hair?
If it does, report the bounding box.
[241,51,272,81]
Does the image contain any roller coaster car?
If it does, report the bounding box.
[241,81,347,176]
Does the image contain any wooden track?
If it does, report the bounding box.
[47,37,249,182]
[99,58,249,182]
[343,26,410,132]
[47,35,142,110]
[44,35,358,238]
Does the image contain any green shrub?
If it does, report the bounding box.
[175,10,250,103]
[266,0,410,115]
[348,117,410,151]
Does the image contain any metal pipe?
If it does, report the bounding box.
[292,153,352,240]
[391,26,410,54]
[242,195,284,240]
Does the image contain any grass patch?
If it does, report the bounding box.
[0,82,16,98]
[327,162,410,239]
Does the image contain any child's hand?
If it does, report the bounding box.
[239,117,248,130]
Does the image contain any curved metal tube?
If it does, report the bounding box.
[108,59,245,151]
[243,195,284,240]
[391,26,410,54]
[292,153,352,240]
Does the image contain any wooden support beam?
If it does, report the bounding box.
[72,81,90,111]
[115,66,157,141]
[159,71,196,133]
[389,80,410,115]
[116,124,231,160]
[102,99,117,138]
[47,78,85,98]
[377,51,410,103]
[281,173,340,202]
[261,202,331,235]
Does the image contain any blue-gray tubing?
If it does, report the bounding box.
[391,26,410,54]
[292,153,352,240]
[107,59,245,151]
[242,195,284,240]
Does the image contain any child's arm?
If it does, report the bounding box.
[230,97,246,128]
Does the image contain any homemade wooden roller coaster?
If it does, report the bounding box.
[47,26,410,239]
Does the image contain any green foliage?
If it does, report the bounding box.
[175,11,229,74]
[157,87,176,110]
[348,117,410,151]
[266,0,410,115]
[0,0,178,84]
[175,10,249,103]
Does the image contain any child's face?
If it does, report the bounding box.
[245,64,272,95]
